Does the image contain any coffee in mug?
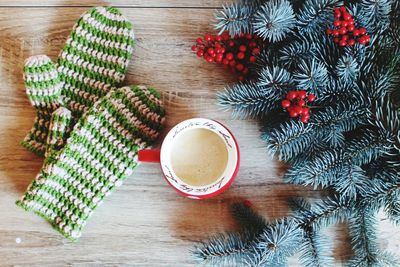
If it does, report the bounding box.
[170,128,229,186]
[138,118,240,199]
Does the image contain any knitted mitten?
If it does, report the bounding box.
[21,6,135,156]
[17,85,165,240]
[21,56,63,154]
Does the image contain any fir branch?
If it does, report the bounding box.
[299,229,334,267]
[279,35,316,69]
[336,55,360,85]
[346,207,381,266]
[384,189,400,225]
[296,0,342,33]
[334,164,370,201]
[285,150,345,188]
[215,2,260,36]
[293,59,328,92]
[253,0,297,42]
[255,219,304,265]
[263,120,317,161]
[193,232,255,266]
[218,82,277,118]
[360,0,392,32]
[313,32,342,74]
[299,197,352,230]
[373,97,400,160]
[346,129,389,166]
[257,66,295,92]
[311,101,369,142]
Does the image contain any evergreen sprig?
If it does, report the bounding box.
[195,0,400,265]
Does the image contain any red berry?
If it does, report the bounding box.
[204,33,212,41]
[302,107,310,115]
[298,99,306,107]
[207,48,215,55]
[242,68,249,75]
[334,7,341,13]
[307,94,316,102]
[326,29,332,35]
[332,30,340,37]
[249,41,257,47]
[236,63,244,71]
[334,20,341,27]
[286,91,298,100]
[281,99,291,108]
[246,33,253,40]
[237,52,245,60]
[215,35,222,42]
[229,60,236,67]
[359,36,367,45]
[196,50,204,57]
[348,19,355,25]
[206,57,213,63]
[222,59,229,65]
[220,48,226,54]
[252,48,261,55]
[339,27,347,35]
[226,53,234,60]
[191,45,197,51]
[348,39,356,46]
[216,53,224,61]
[334,37,339,43]
[341,21,349,27]
[249,56,256,63]
[222,32,230,40]
[293,106,303,115]
[339,39,347,46]
[347,25,355,31]
[334,12,341,19]
[196,38,202,44]
[289,111,299,118]
[342,35,349,41]
[300,115,309,123]
[359,27,367,35]
[298,90,307,99]
[239,45,247,52]
[340,6,347,12]
[229,41,235,47]
[239,76,245,81]
[215,48,221,54]
[343,13,352,21]
[353,29,360,36]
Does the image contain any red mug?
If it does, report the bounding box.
[138,118,240,199]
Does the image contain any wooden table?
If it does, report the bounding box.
[0,1,399,266]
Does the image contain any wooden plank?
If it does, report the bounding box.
[0,7,399,266]
[0,0,233,8]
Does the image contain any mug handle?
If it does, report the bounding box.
[138,150,161,163]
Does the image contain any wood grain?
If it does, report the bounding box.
[0,0,232,7]
[0,4,399,266]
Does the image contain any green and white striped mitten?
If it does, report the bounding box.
[17,85,165,240]
[21,6,135,156]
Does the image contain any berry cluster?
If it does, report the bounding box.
[192,32,263,81]
[326,6,370,46]
[281,90,316,123]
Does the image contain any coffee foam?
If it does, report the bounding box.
[170,128,228,186]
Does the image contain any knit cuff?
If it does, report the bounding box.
[17,85,165,240]
[21,111,52,156]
